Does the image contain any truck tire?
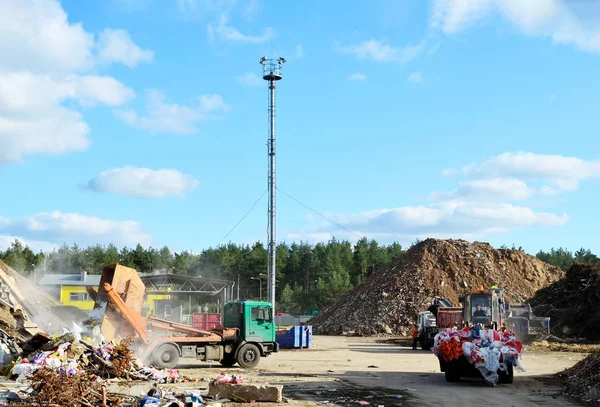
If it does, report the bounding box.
[445,370,460,382]
[498,363,514,384]
[153,343,180,369]
[236,343,261,369]
[420,337,432,351]
[220,353,236,367]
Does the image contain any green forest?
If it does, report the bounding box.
[1,238,597,313]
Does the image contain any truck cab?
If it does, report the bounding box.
[92,264,279,370]
[223,301,276,344]
[460,286,505,330]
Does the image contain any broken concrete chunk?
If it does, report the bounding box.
[208,382,283,402]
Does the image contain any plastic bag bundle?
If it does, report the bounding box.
[432,326,525,385]
[214,372,243,384]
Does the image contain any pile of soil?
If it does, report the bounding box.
[529,262,600,340]
[557,352,600,403]
[310,238,562,336]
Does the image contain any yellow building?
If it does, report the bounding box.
[37,271,169,314]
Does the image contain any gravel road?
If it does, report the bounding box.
[179,336,588,407]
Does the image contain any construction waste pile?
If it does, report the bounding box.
[556,352,600,403]
[433,326,524,385]
[0,260,195,407]
[310,238,563,336]
[529,261,600,341]
[0,260,64,341]
[3,334,191,406]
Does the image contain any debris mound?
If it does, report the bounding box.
[556,352,600,402]
[310,238,562,336]
[0,260,62,339]
[30,369,122,407]
[529,262,600,340]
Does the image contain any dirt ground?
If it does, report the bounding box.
[176,336,589,407]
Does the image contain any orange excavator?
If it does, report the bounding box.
[86,264,279,369]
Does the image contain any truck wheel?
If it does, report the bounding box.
[445,370,460,382]
[220,353,237,367]
[420,337,432,351]
[236,343,261,369]
[498,363,514,384]
[153,344,180,369]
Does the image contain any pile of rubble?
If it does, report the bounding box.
[0,260,62,342]
[529,262,600,341]
[556,352,600,403]
[0,261,199,406]
[310,238,562,336]
[0,331,192,406]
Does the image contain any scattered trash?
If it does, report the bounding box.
[214,372,244,384]
[367,365,379,368]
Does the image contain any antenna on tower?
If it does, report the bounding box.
[260,56,284,321]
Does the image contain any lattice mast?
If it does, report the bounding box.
[260,56,285,320]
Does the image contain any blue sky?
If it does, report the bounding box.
[0,0,599,255]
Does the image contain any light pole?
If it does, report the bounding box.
[250,277,262,301]
[260,56,285,321]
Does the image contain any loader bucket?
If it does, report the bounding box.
[94,264,147,343]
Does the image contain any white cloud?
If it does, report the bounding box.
[290,152,600,244]
[237,72,263,87]
[75,76,136,107]
[97,28,154,68]
[295,44,304,59]
[0,0,151,165]
[431,0,494,34]
[208,14,273,43]
[429,178,535,202]
[314,202,568,239]
[0,0,95,74]
[84,166,200,198]
[0,235,57,253]
[408,71,424,84]
[115,89,230,134]
[431,0,600,54]
[451,152,600,192]
[339,40,425,63]
[243,0,261,21]
[0,72,135,164]
[0,211,153,249]
[347,73,367,81]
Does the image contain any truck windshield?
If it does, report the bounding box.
[471,294,491,316]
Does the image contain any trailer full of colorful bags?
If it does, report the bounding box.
[432,325,525,385]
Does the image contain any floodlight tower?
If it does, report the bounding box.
[260,56,285,320]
